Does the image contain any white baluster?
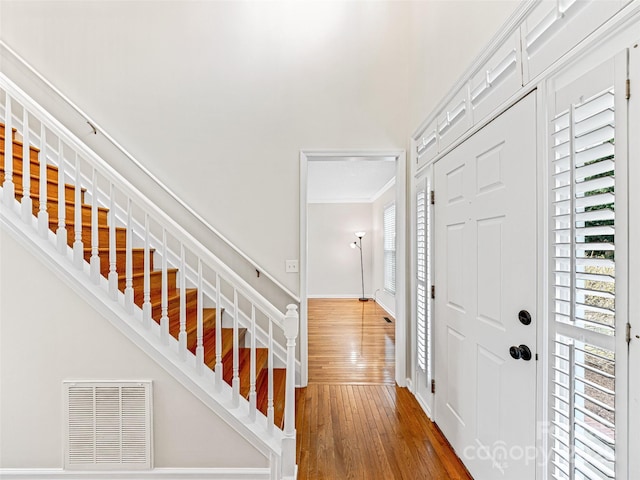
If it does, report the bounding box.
[267,320,274,432]
[37,122,49,237]
[72,153,84,268]
[56,137,67,253]
[196,259,204,366]
[2,93,15,205]
[178,244,187,358]
[20,107,32,223]
[89,168,100,283]
[108,182,118,299]
[215,273,223,391]
[249,304,257,422]
[124,198,134,312]
[281,304,299,478]
[142,213,152,328]
[232,289,240,406]
[195,259,204,371]
[160,228,169,344]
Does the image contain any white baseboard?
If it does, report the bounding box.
[414,392,434,421]
[0,468,270,480]
[372,298,395,319]
[306,294,373,299]
[405,377,414,392]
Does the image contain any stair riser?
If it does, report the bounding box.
[201,328,247,367]
[56,224,126,249]
[171,309,218,349]
[0,137,40,163]
[119,270,178,305]
[32,199,108,225]
[151,291,198,324]
[223,347,269,397]
[84,249,151,278]
[3,172,81,203]
[0,125,16,140]
[0,160,58,183]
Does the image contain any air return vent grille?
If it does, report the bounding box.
[64,381,152,470]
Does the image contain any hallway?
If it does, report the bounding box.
[295,299,472,479]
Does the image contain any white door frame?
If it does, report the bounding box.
[629,39,640,480]
[299,150,407,387]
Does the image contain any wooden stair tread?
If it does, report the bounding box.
[200,327,247,368]
[0,126,41,153]
[222,347,269,398]
[149,288,197,307]
[256,368,287,428]
[0,138,41,159]
[118,267,178,281]
[48,220,121,229]
[0,124,18,139]
[4,172,85,193]
[168,307,218,339]
[8,178,86,203]
[8,191,106,214]
[0,161,59,180]
[83,246,152,253]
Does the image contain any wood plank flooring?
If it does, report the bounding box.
[308,298,395,385]
[297,299,472,479]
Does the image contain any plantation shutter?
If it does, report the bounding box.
[416,186,428,372]
[549,58,622,480]
[383,203,396,294]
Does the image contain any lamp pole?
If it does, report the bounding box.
[352,232,368,302]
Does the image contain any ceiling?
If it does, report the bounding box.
[307,157,396,203]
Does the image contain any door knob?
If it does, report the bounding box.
[509,344,532,361]
[518,310,532,325]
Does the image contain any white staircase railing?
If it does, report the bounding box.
[0,72,298,479]
[0,40,299,306]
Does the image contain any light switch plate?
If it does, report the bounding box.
[285,260,299,273]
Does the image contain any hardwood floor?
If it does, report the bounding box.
[308,298,395,385]
[297,299,472,479]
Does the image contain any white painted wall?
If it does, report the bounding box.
[407,0,521,129]
[307,202,372,298]
[0,0,413,297]
[0,229,267,470]
[0,0,521,302]
[371,184,396,317]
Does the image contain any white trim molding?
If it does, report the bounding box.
[300,150,407,388]
[0,468,271,480]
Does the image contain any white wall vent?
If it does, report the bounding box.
[63,381,153,470]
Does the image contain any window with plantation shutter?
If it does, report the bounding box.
[416,187,428,372]
[550,84,618,480]
[383,203,396,294]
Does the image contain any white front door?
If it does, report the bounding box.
[434,93,537,480]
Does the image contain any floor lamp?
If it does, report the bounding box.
[350,231,368,302]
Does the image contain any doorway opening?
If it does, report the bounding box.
[299,150,407,387]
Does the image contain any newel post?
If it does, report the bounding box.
[281,304,298,479]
